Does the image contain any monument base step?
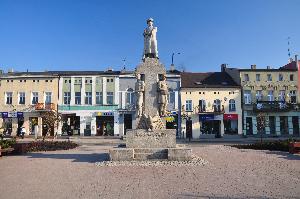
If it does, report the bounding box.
[109,147,192,161]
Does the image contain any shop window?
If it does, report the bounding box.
[19,92,25,104]
[6,92,12,104]
[229,99,236,112]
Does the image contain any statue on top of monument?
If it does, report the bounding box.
[143,18,158,59]
[135,73,145,118]
[157,74,169,117]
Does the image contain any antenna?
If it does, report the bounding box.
[287,37,291,58]
[122,58,126,70]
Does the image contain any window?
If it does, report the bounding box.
[244,74,249,81]
[256,90,263,101]
[229,99,236,112]
[75,92,81,105]
[168,91,175,105]
[19,92,25,104]
[213,99,221,112]
[45,80,48,82]
[267,74,272,81]
[290,90,297,104]
[107,79,109,83]
[244,90,252,104]
[126,88,134,105]
[90,80,92,84]
[111,79,114,82]
[64,92,71,105]
[85,92,92,105]
[6,92,12,104]
[278,74,283,81]
[32,92,38,104]
[185,100,192,111]
[256,74,260,81]
[107,92,114,105]
[279,90,285,101]
[96,92,103,105]
[290,74,294,81]
[198,99,206,112]
[45,92,52,104]
[267,90,274,101]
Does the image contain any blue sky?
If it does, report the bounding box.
[0,0,299,72]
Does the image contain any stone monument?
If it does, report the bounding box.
[109,18,192,161]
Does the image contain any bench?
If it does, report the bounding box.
[0,146,14,157]
[289,142,300,154]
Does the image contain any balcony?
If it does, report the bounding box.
[253,101,299,112]
[35,103,56,111]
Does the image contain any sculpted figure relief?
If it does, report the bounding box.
[143,18,158,59]
[157,74,168,117]
[135,73,145,117]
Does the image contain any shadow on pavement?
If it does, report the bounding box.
[176,193,300,199]
[26,152,109,163]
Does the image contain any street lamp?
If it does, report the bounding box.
[171,52,181,66]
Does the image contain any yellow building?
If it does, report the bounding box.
[0,71,59,136]
[180,72,242,138]
[225,63,300,136]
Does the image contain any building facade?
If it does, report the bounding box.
[56,71,120,136]
[180,72,243,138]
[225,63,300,136]
[0,71,59,136]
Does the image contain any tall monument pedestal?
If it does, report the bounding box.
[109,19,192,162]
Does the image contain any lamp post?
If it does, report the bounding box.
[171,52,181,66]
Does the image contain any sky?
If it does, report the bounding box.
[0,0,299,73]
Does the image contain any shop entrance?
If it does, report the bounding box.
[124,114,132,135]
[280,116,288,135]
[245,117,253,135]
[201,120,221,136]
[29,117,38,135]
[292,116,299,135]
[61,114,80,136]
[3,118,12,135]
[224,120,238,134]
[17,117,24,136]
[166,115,178,135]
[96,116,114,136]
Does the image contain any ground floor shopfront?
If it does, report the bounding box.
[0,111,55,136]
[243,111,300,136]
[181,113,243,139]
[58,110,120,136]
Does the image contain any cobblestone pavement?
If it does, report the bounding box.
[0,140,299,199]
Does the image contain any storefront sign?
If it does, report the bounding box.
[97,112,113,116]
[1,112,8,118]
[166,116,175,123]
[223,114,238,120]
[199,114,214,121]
[17,112,24,118]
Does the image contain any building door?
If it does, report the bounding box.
[292,116,299,135]
[96,116,114,136]
[246,117,253,135]
[280,116,288,135]
[186,118,192,139]
[124,114,132,135]
[17,117,24,136]
[269,116,276,135]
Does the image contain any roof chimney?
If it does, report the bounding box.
[288,57,293,63]
[8,68,14,73]
[266,66,271,69]
[221,63,227,72]
[251,64,256,69]
[170,64,175,71]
